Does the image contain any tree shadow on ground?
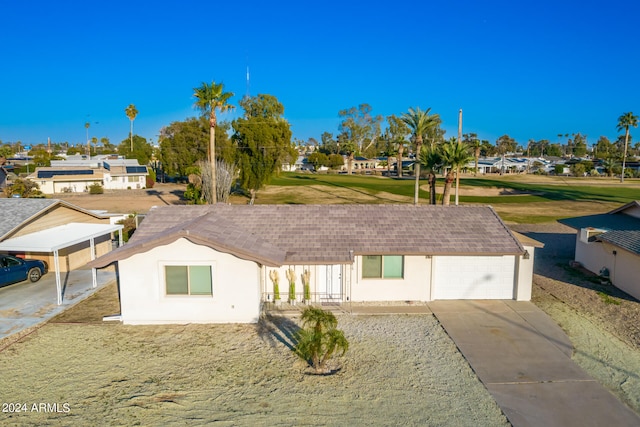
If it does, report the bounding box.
[144,190,171,206]
[256,314,301,351]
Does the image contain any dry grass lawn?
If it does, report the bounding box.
[0,297,508,426]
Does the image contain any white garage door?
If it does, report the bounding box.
[432,256,515,300]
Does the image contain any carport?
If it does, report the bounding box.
[0,222,123,305]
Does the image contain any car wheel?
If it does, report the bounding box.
[28,268,42,282]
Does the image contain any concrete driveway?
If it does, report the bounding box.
[429,300,640,427]
[0,266,116,340]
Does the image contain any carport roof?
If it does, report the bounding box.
[0,222,122,252]
[0,198,107,240]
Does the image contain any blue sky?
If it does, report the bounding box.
[1,0,638,149]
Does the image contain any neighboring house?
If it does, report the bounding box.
[28,156,148,194]
[89,204,540,325]
[282,155,306,172]
[352,156,381,171]
[560,201,640,301]
[0,199,123,304]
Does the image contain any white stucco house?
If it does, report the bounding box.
[28,157,148,194]
[561,201,640,301]
[89,204,541,325]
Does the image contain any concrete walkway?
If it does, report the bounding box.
[0,266,117,340]
[429,300,640,427]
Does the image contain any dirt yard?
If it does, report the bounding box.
[54,183,188,214]
[0,312,509,426]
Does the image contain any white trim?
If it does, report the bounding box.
[0,223,123,252]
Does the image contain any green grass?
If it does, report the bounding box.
[271,172,638,205]
[460,178,639,204]
[597,291,621,305]
[261,172,640,222]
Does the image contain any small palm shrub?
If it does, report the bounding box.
[286,269,296,302]
[269,270,280,301]
[301,270,311,302]
[295,306,348,374]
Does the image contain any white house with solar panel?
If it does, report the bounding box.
[27,156,149,194]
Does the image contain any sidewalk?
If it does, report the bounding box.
[0,267,117,340]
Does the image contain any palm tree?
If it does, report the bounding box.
[84,122,90,157]
[193,81,234,204]
[295,306,349,374]
[397,141,404,178]
[418,144,442,205]
[616,112,638,183]
[602,157,617,177]
[125,104,139,152]
[401,107,440,205]
[464,134,481,176]
[441,138,473,205]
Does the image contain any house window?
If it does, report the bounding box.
[165,265,212,295]
[128,176,138,183]
[362,255,404,279]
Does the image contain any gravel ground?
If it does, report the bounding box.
[0,315,508,426]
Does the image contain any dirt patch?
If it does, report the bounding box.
[0,316,507,426]
[458,185,538,197]
[50,283,121,323]
[54,183,187,214]
[256,184,412,204]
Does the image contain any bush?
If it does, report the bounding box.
[295,306,348,374]
[146,168,156,188]
[88,183,104,194]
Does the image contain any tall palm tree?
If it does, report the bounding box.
[193,81,234,204]
[397,141,404,178]
[418,144,442,205]
[441,138,473,205]
[125,104,139,152]
[464,134,481,176]
[84,122,90,157]
[616,112,638,183]
[401,107,440,205]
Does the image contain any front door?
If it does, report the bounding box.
[318,265,342,301]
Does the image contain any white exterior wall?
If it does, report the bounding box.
[350,255,431,302]
[576,236,640,300]
[37,179,101,194]
[575,234,611,277]
[515,245,536,301]
[432,255,517,300]
[119,238,261,324]
[608,247,640,300]
[105,175,146,190]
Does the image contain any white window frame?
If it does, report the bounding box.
[361,255,404,279]
[160,261,214,297]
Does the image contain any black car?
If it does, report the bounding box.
[0,255,47,288]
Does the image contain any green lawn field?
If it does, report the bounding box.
[249,172,640,223]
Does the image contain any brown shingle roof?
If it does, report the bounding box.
[91,204,524,267]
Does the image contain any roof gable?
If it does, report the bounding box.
[608,201,640,218]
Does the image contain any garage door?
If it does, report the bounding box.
[432,256,515,300]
